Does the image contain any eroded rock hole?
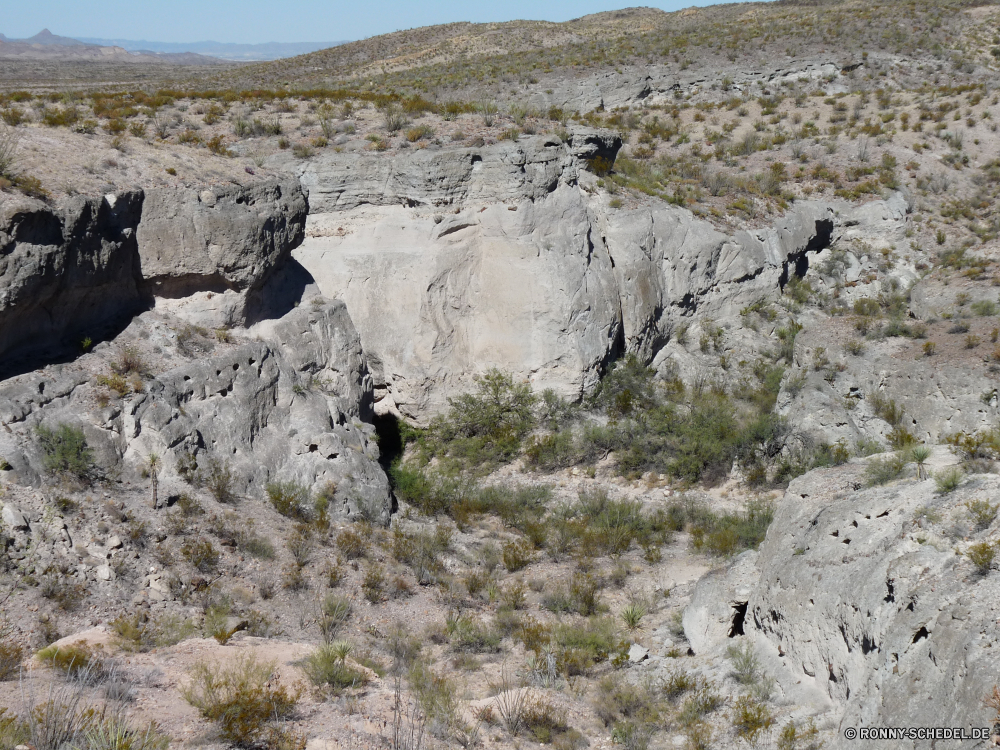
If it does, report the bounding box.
[728,601,748,637]
[885,579,895,603]
[912,626,929,644]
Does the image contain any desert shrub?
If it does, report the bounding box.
[204,458,237,503]
[502,540,534,572]
[303,641,369,693]
[180,537,220,573]
[76,713,169,750]
[0,123,21,177]
[36,642,107,681]
[390,525,447,584]
[730,694,774,744]
[239,530,276,560]
[935,467,964,494]
[0,618,23,680]
[111,612,196,652]
[363,562,386,603]
[318,594,352,643]
[336,527,369,559]
[611,719,651,750]
[36,424,94,483]
[552,617,624,675]
[405,124,434,142]
[445,612,501,653]
[286,526,314,568]
[864,454,906,487]
[689,499,775,557]
[777,719,823,750]
[968,541,996,575]
[282,564,307,591]
[725,641,762,685]
[523,697,570,744]
[594,675,660,727]
[966,500,998,531]
[183,651,301,747]
[424,369,537,469]
[543,572,605,616]
[409,660,459,732]
[0,708,28,748]
[946,429,1000,460]
[39,572,87,611]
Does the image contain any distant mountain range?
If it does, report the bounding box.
[74,36,346,62]
[0,30,346,63]
[0,29,225,64]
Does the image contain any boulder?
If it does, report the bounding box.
[1,503,29,531]
[684,463,1000,747]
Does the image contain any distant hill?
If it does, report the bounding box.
[0,29,228,65]
[76,37,348,62]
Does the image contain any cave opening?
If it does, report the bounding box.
[728,601,749,637]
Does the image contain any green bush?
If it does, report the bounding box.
[864,454,906,487]
[424,368,537,469]
[183,651,301,747]
[688,499,774,556]
[180,538,220,573]
[36,424,94,483]
[934,467,964,494]
[302,641,369,693]
[36,642,106,680]
[967,541,996,575]
[966,499,998,531]
[730,694,774,744]
[445,612,502,653]
[266,481,312,520]
[204,458,237,503]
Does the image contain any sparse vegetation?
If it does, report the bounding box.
[183,651,302,747]
[36,424,94,483]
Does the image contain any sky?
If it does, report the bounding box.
[1,0,744,45]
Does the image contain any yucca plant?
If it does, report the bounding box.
[620,603,647,633]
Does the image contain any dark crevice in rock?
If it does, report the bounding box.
[728,600,748,637]
[778,218,833,290]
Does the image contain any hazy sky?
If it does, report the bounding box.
[2,0,744,44]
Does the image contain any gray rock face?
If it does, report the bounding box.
[0,301,391,524]
[137,179,307,326]
[0,191,143,363]
[295,133,599,213]
[0,179,308,363]
[290,131,868,422]
[684,463,1000,748]
[125,300,390,522]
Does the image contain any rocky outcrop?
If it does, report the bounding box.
[684,461,1000,748]
[0,191,144,366]
[0,179,308,365]
[524,57,863,113]
[0,300,391,523]
[137,179,307,327]
[288,130,886,422]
